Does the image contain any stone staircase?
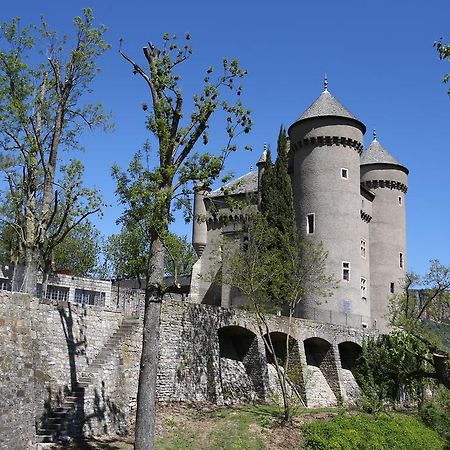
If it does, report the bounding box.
[36,316,140,443]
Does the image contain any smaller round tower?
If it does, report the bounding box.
[360,133,408,331]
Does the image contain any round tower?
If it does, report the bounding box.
[360,133,408,332]
[288,82,368,326]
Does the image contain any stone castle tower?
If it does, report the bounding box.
[191,83,408,332]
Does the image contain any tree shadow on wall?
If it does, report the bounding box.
[37,304,127,443]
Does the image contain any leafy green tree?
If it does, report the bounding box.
[225,128,335,423]
[435,39,450,96]
[355,332,428,411]
[117,34,251,448]
[260,126,294,235]
[389,261,450,390]
[0,9,110,294]
[52,219,102,277]
[163,233,197,281]
[355,260,450,413]
[105,218,196,286]
[225,214,334,422]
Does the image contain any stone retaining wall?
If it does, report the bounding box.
[0,294,376,446]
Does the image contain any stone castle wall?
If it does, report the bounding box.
[1,293,376,446]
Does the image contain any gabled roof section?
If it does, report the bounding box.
[298,89,359,122]
[209,171,258,198]
[361,138,404,167]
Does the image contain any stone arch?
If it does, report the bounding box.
[303,337,340,406]
[338,341,362,371]
[264,332,299,368]
[218,326,256,361]
[338,341,362,405]
[217,326,265,403]
[263,332,304,403]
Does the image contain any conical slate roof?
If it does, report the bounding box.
[256,149,267,166]
[361,138,404,166]
[297,89,359,121]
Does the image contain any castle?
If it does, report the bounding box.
[0,83,410,447]
[190,82,408,332]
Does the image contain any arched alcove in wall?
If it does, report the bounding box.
[263,332,304,403]
[337,341,362,405]
[304,337,332,367]
[338,341,362,371]
[263,332,299,368]
[303,337,339,406]
[217,325,265,403]
[218,325,256,361]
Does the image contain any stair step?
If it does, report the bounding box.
[35,434,54,443]
[37,318,139,440]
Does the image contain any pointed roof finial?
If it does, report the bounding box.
[373,128,377,141]
[323,74,328,92]
[263,142,267,151]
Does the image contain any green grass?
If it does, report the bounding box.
[301,412,446,450]
[156,405,271,450]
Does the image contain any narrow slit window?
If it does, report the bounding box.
[342,261,350,281]
[390,282,395,294]
[360,239,366,258]
[399,252,404,269]
[242,234,249,252]
[306,213,315,234]
[398,196,402,205]
[361,277,367,299]
[341,168,348,179]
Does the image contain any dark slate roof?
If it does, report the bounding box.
[361,139,404,166]
[257,149,267,165]
[298,90,359,121]
[209,171,258,198]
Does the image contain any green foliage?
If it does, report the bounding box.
[302,412,446,450]
[105,221,195,284]
[52,219,102,277]
[118,35,252,247]
[0,9,110,289]
[388,260,450,390]
[163,233,197,280]
[435,40,450,96]
[260,126,295,235]
[419,388,450,445]
[355,333,429,411]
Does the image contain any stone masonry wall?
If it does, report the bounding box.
[0,292,36,450]
[1,293,377,445]
[0,292,142,445]
[156,300,377,407]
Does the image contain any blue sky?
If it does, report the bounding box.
[3,0,450,276]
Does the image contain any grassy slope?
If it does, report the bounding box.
[60,404,446,450]
[155,405,446,450]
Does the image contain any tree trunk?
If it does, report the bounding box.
[18,247,39,295]
[134,235,166,450]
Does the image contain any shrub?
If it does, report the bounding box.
[302,412,445,450]
[419,388,450,446]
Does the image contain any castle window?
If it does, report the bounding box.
[398,196,402,205]
[306,213,315,234]
[341,168,348,179]
[242,234,249,252]
[399,252,404,269]
[45,285,69,302]
[74,289,105,307]
[361,277,367,299]
[390,282,395,294]
[360,239,366,258]
[342,261,350,281]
